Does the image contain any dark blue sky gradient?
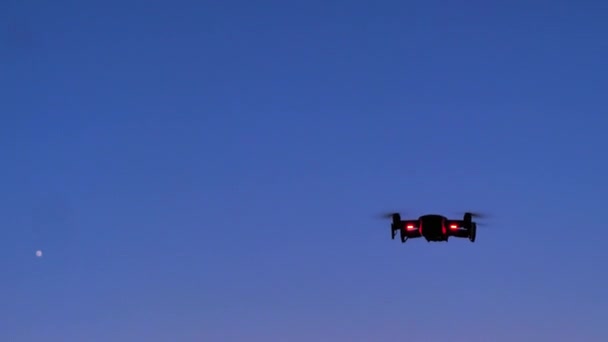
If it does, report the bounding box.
[2,1,607,341]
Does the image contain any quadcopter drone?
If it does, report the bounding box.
[383,212,482,243]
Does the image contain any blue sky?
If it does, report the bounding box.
[1,0,607,341]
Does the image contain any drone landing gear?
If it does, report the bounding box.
[469,222,477,242]
[390,213,401,240]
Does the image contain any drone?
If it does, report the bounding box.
[382,212,483,243]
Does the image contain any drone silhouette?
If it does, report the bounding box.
[381,212,485,244]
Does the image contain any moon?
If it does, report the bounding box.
[35,250,43,257]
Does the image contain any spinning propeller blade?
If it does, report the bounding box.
[377,212,397,219]
[464,211,487,218]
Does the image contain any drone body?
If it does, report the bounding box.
[388,212,478,244]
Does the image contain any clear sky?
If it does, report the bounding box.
[2,0,607,341]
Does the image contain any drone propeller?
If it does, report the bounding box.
[459,211,492,227]
[465,211,487,218]
[376,212,399,219]
[375,210,409,219]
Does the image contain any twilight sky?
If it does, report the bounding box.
[1,0,607,341]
